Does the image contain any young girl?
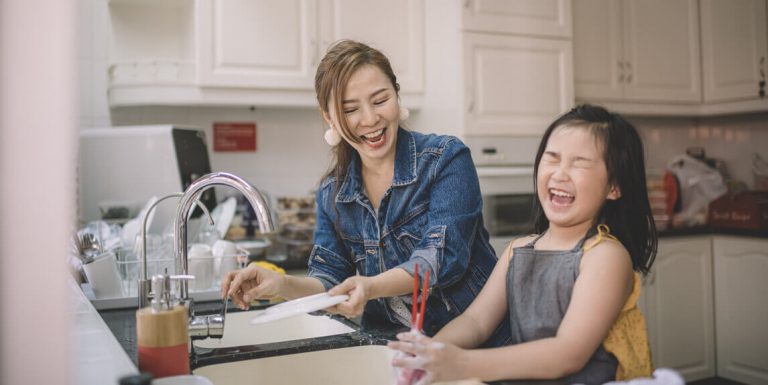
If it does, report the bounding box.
[389,104,658,384]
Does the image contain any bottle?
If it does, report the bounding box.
[136,272,190,378]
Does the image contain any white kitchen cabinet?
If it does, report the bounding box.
[712,236,768,385]
[462,33,573,137]
[461,0,571,38]
[196,0,318,90]
[700,0,768,103]
[573,0,701,104]
[108,0,424,107]
[316,0,424,94]
[640,236,716,382]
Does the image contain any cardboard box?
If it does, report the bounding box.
[708,191,768,231]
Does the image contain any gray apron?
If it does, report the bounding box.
[506,231,618,385]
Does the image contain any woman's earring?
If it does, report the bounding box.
[399,106,410,121]
[324,125,342,146]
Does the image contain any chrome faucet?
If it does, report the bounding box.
[173,172,276,339]
[174,172,275,300]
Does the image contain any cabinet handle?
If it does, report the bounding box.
[464,0,472,9]
[468,97,474,113]
[626,61,632,84]
[618,61,624,83]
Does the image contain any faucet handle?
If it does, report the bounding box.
[149,272,194,312]
[206,299,228,339]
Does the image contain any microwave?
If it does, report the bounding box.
[79,125,216,233]
[482,192,536,249]
[466,136,538,253]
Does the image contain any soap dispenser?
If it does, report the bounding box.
[136,272,190,378]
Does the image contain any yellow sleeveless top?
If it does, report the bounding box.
[583,225,654,380]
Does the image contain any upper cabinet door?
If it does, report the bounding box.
[700,0,768,103]
[318,0,424,94]
[463,33,573,137]
[196,0,318,89]
[462,0,572,38]
[572,0,623,100]
[573,0,702,104]
[622,0,702,102]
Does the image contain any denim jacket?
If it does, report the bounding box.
[308,128,510,345]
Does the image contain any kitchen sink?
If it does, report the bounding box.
[193,311,355,349]
[193,344,396,385]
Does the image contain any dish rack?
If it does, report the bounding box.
[115,247,245,295]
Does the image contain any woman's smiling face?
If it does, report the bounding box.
[325,64,401,162]
[536,124,620,229]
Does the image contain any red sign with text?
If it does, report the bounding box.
[213,122,257,152]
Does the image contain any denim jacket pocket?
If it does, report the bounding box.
[307,244,354,290]
[353,253,367,275]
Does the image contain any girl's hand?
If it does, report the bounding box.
[221,264,286,310]
[326,276,373,317]
[388,331,469,384]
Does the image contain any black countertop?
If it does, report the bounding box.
[658,225,767,238]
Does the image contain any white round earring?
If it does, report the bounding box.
[399,106,410,121]
[324,126,342,146]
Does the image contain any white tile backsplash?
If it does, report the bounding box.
[630,113,768,189]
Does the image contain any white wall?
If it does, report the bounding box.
[1,1,76,384]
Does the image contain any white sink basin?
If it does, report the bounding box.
[193,345,396,385]
[193,311,355,349]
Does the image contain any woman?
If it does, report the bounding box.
[223,40,508,343]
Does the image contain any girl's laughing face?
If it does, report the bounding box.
[537,125,620,229]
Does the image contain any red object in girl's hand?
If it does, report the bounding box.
[394,266,431,385]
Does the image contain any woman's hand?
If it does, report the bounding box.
[221,264,286,310]
[326,275,374,317]
[388,331,470,384]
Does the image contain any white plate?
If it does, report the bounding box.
[209,197,236,238]
[250,293,348,325]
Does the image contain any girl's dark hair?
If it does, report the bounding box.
[532,104,657,274]
[314,40,400,191]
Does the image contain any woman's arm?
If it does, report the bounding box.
[393,138,489,290]
[392,240,635,382]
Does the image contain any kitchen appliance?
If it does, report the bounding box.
[465,136,538,253]
[79,125,216,234]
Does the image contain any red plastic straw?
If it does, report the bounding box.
[418,269,430,331]
[411,264,419,327]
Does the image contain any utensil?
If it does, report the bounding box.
[395,265,430,385]
[410,264,429,331]
[249,292,348,325]
[80,233,102,261]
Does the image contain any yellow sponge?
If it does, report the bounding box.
[249,260,286,275]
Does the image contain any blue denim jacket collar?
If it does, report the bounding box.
[336,127,417,203]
